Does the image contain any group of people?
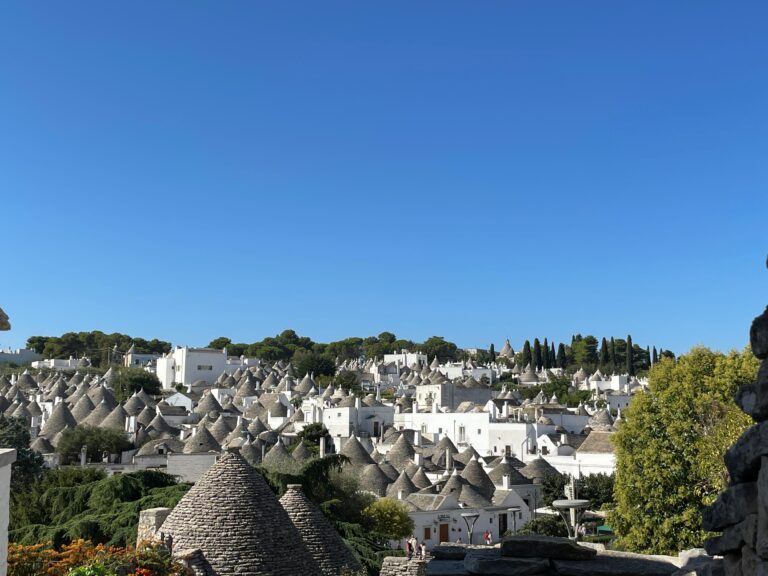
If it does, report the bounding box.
[405,535,427,560]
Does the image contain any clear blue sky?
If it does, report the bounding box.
[2,2,766,355]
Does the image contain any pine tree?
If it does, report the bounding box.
[626,335,634,376]
[542,338,550,369]
[533,339,542,371]
[557,343,567,369]
[489,343,496,362]
[522,340,532,368]
[600,338,609,369]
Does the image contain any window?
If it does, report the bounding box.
[458,425,466,443]
[477,429,481,435]
[197,365,213,371]
[438,428,442,434]
[421,424,427,434]
[423,527,431,540]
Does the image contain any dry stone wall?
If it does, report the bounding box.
[703,296,768,575]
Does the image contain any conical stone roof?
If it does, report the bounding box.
[99,404,128,431]
[160,452,321,576]
[279,484,361,576]
[460,456,496,500]
[488,456,531,486]
[183,426,221,454]
[360,463,391,497]
[262,439,295,470]
[340,436,375,468]
[40,401,77,438]
[519,457,560,482]
[386,434,415,471]
[386,469,418,500]
[71,394,95,423]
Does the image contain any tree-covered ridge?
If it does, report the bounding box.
[609,346,758,554]
[25,332,171,368]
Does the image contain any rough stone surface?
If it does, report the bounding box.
[426,560,468,576]
[431,545,470,560]
[160,451,321,576]
[380,557,426,576]
[751,307,768,360]
[278,484,362,576]
[725,425,768,485]
[703,483,758,532]
[136,507,171,546]
[723,553,742,576]
[500,535,596,560]
[735,384,758,421]
[464,550,550,576]
[758,457,768,560]
[552,551,678,576]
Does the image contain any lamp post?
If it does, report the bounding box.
[460,511,480,545]
[507,506,521,535]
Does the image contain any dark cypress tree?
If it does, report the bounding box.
[489,343,496,362]
[542,338,550,369]
[533,338,542,371]
[646,345,651,370]
[626,335,634,375]
[610,337,616,368]
[557,343,567,369]
[522,340,532,368]
[550,343,556,367]
[599,337,609,369]
[652,346,658,364]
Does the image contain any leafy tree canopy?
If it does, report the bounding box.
[57,426,134,465]
[111,367,161,401]
[609,346,757,554]
[361,498,414,540]
[25,332,171,368]
[0,415,44,493]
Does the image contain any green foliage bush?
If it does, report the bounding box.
[10,469,189,548]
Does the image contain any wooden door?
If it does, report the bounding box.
[439,523,449,543]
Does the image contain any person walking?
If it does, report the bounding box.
[420,541,427,560]
[484,530,492,545]
[405,538,412,560]
[409,535,418,559]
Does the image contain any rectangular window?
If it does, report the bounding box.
[438,428,442,434]
[421,424,427,434]
[423,527,431,540]
[458,425,466,443]
[477,429,481,435]
[196,365,213,371]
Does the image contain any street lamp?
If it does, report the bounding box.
[460,511,480,545]
[507,507,521,535]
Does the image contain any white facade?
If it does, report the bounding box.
[383,350,428,369]
[156,347,228,389]
[0,348,41,365]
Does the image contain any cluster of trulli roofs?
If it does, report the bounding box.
[4,345,646,548]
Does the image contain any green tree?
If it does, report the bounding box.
[517,514,568,538]
[362,498,414,540]
[112,368,161,401]
[334,370,361,395]
[533,339,542,371]
[0,416,44,493]
[207,336,231,349]
[542,338,550,369]
[626,335,634,375]
[57,426,133,465]
[609,347,758,554]
[489,343,496,362]
[522,340,532,368]
[418,336,458,363]
[599,338,609,369]
[293,350,336,378]
[556,343,567,369]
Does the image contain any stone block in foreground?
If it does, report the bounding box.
[464,549,550,576]
[500,535,596,560]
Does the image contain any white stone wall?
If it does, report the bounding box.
[167,453,219,483]
[0,449,17,576]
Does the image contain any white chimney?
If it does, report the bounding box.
[560,433,568,446]
[414,453,421,466]
[398,489,404,500]
[319,438,326,458]
[414,431,421,447]
[445,448,452,470]
[502,474,511,490]
[502,402,509,418]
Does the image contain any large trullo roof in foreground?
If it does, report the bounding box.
[279,484,362,576]
[160,451,322,576]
